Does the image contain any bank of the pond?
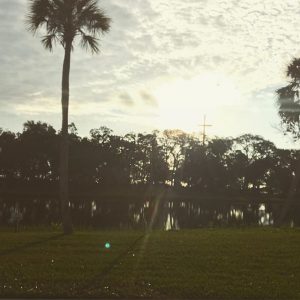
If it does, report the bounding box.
[0,228,300,299]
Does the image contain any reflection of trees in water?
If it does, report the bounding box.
[1,195,299,229]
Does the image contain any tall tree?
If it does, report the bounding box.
[19,121,58,181]
[276,58,300,139]
[232,134,276,192]
[276,58,300,225]
[27,0,111,234]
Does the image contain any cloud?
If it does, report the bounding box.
[140,91,158,107]
[1,0,300,147]
[119,92,135,107]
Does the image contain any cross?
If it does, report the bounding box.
[199,115,212,145]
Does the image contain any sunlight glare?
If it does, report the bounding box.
[153,72,241,132]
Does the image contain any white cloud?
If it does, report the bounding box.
[0,0,300,147]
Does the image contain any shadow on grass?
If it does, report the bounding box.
[80,233,145,293]
[0,233,65,256]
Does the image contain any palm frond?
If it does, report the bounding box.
[276,57,300,139]
[75,0,111,35]
[287,58,300,80]
[89,10,111,34]
[41,33,58,51]
[80,32,99,53]
[277,83,298,101]
[26,0,51,33]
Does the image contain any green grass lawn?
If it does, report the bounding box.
[0,228,300,299]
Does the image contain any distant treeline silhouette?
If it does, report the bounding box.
[0,121,299,228]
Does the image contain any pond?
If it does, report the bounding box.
[1,195,299,229]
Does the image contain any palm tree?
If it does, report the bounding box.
[27,0,111,234]
[277,58,300,138]
[276,58,300,226]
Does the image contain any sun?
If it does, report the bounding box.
[153,72,241,132]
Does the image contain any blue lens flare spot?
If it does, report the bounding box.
[105,242,111,249]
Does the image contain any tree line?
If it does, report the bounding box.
[0,120,298,196]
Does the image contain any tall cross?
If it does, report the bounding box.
[199,115,212,145]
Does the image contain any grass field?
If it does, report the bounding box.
[0,228,300,299]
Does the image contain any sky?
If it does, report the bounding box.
[1,0,300,148]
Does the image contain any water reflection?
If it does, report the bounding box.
[258,204,274,226]
[0,196,299,229]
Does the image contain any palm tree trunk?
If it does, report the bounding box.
[60,41,73,234]
[276,155,300,226]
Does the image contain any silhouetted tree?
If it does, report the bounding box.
[227,149,248,192]
[276,58,300,225]
[0,129,18,180]
[27,0,111,234]
[18,121,58,181]
[90,127,130,185]
[277,58,300,139]
[161,130,189,187]
[127,132,167,185]
[182,139,207,189]
[232,134,276,192]
[267,149,296,196]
